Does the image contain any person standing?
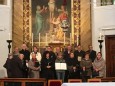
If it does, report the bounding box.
[30,46,42,63]
[87,45,96,62]
[63,45,72,60]
[63,45,72,82]
[42,46,56,61]
[87,45,96,77]
[13,46,20,57]
[10,54,25,78]
[19,44,30,78]
[80,52,92,82]
[93,52,106,78]
[55,47,61,57]
[41,51,55,80]
[3,53,13,78]
[49,46,56,61]
[55,52,66,82]
[28,53,40,78]
[66,52,80,79]
[74,45,85,65]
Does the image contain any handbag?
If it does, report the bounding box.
[92,70,99,77]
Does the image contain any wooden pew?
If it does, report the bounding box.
[68,79,82,83]
[88,79,101,82]
[101,77,115,82]
[0,78,46,86]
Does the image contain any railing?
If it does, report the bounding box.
[0,78,46,86]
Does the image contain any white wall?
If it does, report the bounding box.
[0,0,12,78]
[91,1,115,60]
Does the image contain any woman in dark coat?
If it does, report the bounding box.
[41,51,55,80]
[3,53,13,78]
[66,52,80,79]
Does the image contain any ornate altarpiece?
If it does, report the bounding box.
[23,0,80,49]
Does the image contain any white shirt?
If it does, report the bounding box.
[30,52,42,63]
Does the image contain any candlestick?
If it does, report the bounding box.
[70,33,72,45]
[6,40,12,53]
[77,35,79,46]
[98,40,103,53]
[46,33,48,46]
[64,32,65,46]
[39,33,40,47]
[32,33,33,47]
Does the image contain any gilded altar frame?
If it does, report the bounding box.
[23,0,80,48]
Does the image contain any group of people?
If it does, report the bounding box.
[4,44,106,82]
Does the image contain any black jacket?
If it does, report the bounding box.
[19,49,30,61]
[41,57,55,79]
[74,50,85,61]
[3,58,12,78]
[66,57,79,72]
[10,56,24,78]
[87,50,96,62]
[63,50,72,60]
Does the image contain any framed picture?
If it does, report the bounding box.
[30,0,74,46]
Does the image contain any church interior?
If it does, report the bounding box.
[0,0,115,86]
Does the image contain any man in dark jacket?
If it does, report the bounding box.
[19,44,30,78]
[63,45,72,60]
[74,45,85,64]
[63,45,72,82]
[87,45,96,62]
[10,54,24,78]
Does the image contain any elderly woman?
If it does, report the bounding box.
[28,53,40,78]
[93,52,106,78]
[80,52,92,82]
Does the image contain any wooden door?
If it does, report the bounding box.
[105,35,115,77]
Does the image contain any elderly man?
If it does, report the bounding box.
[19,44,30,78]
[11,54,25,78]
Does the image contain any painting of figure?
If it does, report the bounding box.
[31,0,71,43]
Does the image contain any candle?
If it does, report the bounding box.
[46,33,48,46]
[39,33,40,46]
[77,35,79,46]
[70,33,72,45]
[99,33,102,40]
[32,33,33,46]
[8,33,10,40]
[64,32,65,46]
